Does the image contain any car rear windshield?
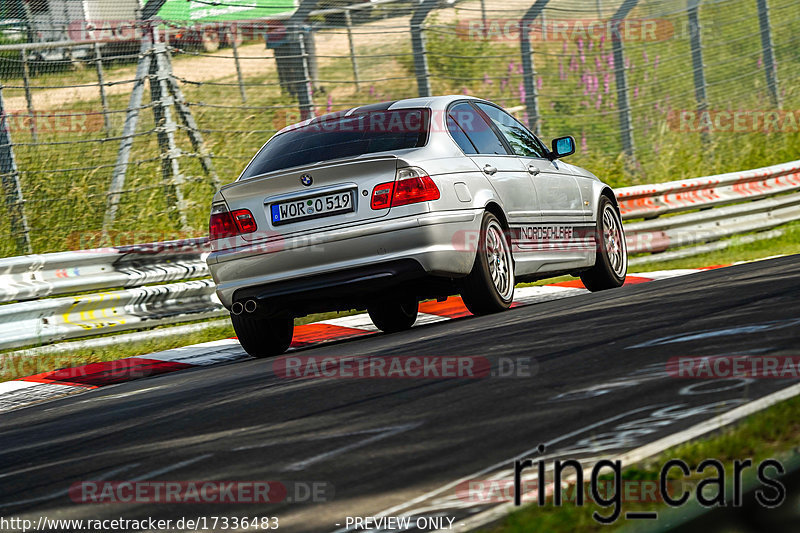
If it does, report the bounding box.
[241,108,431,179]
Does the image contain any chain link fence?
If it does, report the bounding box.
[0,0,798,256]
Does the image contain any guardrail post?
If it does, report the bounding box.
[410,0,438,98]
[611,0,639,161]
[94,43,112,136]
[344,10,361,92]
[520,0,551,136]
[756,0,780,108]
[0,85,32,255]
[104,34,153,233]
[19,50,37,142]
[688,0,709,144]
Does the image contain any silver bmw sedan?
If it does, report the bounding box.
[207,95,627,357]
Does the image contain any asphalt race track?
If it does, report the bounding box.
[2,255,799,532]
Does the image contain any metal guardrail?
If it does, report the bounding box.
[1,159,798,352]
[616,159,800,219]
[0,238,209,302]
[618,159,800,254]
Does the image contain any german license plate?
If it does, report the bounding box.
[270,190,354,225]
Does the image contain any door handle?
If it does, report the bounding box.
[483,164,497,176]
[528,165,541,176]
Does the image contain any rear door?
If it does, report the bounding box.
[447,102,538,226]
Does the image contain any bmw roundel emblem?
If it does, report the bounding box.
[300,174,313,186]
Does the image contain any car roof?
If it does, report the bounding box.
[275,95,484,135]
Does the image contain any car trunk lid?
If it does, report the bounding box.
[219,156,399,241]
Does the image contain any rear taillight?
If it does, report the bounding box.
[209,205,257,240]
[370,167,440,210]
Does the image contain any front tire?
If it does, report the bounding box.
[461,212,515,315]
[231,312,293,358]
[580,196,627,291]
[368,298,419,333]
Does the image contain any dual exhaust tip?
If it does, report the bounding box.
[231,299,258,316]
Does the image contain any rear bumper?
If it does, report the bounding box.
[207,209,481,310]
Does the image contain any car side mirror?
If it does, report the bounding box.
[549,136,575,160]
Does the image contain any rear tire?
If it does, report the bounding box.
[580,196,627,291]
[368,298,418,333]
[461,212,515,315]
[231,312,293,358]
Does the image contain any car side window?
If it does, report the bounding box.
[474,102,548,158]
[448,103,509,156]
[447,114,478,154]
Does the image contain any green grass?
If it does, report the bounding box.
[0,320,235,383]
[630,221,800,272]
[481,394,800,533]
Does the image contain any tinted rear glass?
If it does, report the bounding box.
[241,109,430,179]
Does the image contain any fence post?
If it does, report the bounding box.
[756,0,780,108]
[611,0,639,160]
[94,43,112,136]
[0,85,32,254]
[410,0,438,98]
[19,50,37,142]
[520,0,551,136]
[687,0,709,144]
[104,35,153,232]
[344,10,361,91]
[230,27,247,104]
